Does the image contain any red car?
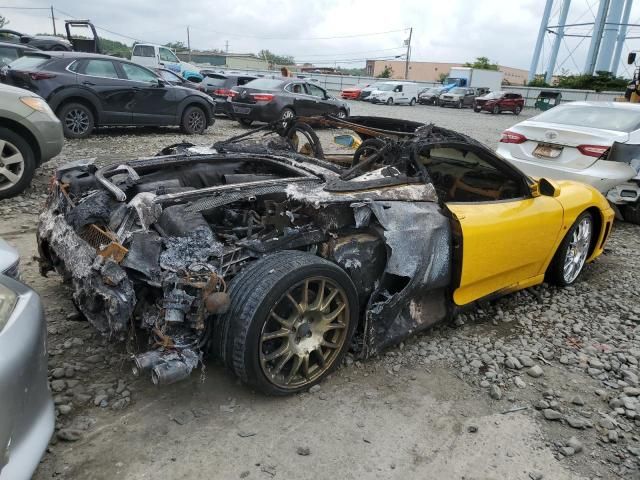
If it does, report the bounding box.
[474,92,524,115]
[341,87,363,100]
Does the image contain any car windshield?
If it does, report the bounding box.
[244,78,284,90]
[8,54,48,70]
[450,88,466,94]
[533,105,640,132]
[376,84,396,91]
[482,91,504,99]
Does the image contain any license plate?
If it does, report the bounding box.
[533,144,562,158]
[233,106,250,114]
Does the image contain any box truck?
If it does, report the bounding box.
[443,67,503,93]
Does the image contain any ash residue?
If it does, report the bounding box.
[159,226,224,272]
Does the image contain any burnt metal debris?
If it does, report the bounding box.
[37,114,493,392]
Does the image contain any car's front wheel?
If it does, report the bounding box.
[409,98,416,106]
[238,118,254,127]
[548,212,594,286]
[336,108,348,119]
[474,106,481,112]
[216,251,358,395]
[386,97,394,105]
[59,102,95,139]
[514,105,522,115]
[0,128,36,199]
[623,202,640,225]
[492,105,500,115]
[181,105,207,134]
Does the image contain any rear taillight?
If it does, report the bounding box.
[29,72,56,80]
[251,93,274,102]
[500,130,527,144]
[577,144,609,157]
[229,89,239,98]
[214,88,234,96]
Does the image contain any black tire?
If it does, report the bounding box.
[216,251,358,395]
[547,212,594,287]
[286,122,325,159]
[180,105,207,134]
[386,97,394,105]
[492,105,500,115]
[514,106,522,115]
[409,98,416,106]
[474,106,481,113]
[238,118,254,127]
[59,102,95,139]
[336,108,348,119]
[0,127,36,199]
[623,202,640,225]
[457,100,463,109]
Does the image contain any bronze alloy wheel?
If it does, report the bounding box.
[259,277,350,389]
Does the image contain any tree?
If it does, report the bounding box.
[258,49,295,66]
[164,41,186,51]
[0,15,8,28]
[438,72,448,83]
[377,65,393,78]
[464,56,499,71]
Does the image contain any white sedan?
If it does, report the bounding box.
[497,101,640,222]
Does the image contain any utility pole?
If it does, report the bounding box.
[225,40,229,54]
[404,27,412,80]
[51,5,56,36]
[187,26,191,62]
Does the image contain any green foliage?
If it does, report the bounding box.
[99,37,131,58]
[377,65,393,78]
[528,76,551,87]
[258,49,295,66]
[164,41,186,51]
[556,71,629,91]
[438,72,448,83]
[0,15,8,28]
[464,56,499,71]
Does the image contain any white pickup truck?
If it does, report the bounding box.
[130,44,203,82]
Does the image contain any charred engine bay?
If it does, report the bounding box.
[37,118,458,388]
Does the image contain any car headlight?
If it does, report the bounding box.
[0,283,17,333]
[20,96,56,117]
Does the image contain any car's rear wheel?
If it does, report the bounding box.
[548,212,594,286]
[238,118,254,127]
[181,105,207,134]
[492,105,500,115]
[623,202,640,225]
[0,128,36,199]
[514,105,522,115]
[59,102,94,139]
[216,251,358,395]
[279,107,295,128]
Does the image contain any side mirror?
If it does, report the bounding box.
[629,52,637,65]
[538,178,561,197]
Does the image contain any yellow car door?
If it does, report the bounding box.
[448,196,564,306]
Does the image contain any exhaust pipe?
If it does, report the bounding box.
[151,359,193,385]
[132,350,164,376]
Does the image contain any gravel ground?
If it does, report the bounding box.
[2,103,640,479]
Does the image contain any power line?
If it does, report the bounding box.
[201,28,409,41]
[294,47,405,58]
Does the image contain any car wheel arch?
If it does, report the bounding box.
[178,98,213,126]
[53,94,101,125]
[0,117,41,164]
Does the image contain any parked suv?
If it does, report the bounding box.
[475,91,524,115]
[0,41,37,68]
[0,83,63,199]
[1,52,216,138]
[439,87,477,108]
[228,78,349,126]
[200,73,257,115]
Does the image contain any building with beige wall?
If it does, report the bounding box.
[365,60,529,85]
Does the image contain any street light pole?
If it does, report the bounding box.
[404,27,413,80]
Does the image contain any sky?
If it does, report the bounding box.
[5,0,640,77]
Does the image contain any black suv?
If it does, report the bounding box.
[1,52,216,138]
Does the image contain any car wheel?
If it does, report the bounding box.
[492,105,500,115]
[59,102,94,139]
[474,107,481,112]
[238,118,254,127]
[623,202,640,225]
[514,106,522,115]
[457,100,463,109]
[0,127,36,199]
[548,212,594,286]
[279,107,295,128]
[386,98,393,105]
[181,105,207,134]
[216,250,358,395]
[336,109,348,119]
[409,98,416,106]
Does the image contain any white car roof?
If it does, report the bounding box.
[558,101,640,111]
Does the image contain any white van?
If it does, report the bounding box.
[368,81,419,106]
[130,44,203,82]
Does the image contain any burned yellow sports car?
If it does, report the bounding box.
[37,116,614,395]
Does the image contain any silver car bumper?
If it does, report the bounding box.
[25,110,64,165]
[0,275,54,480]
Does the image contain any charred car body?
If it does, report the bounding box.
[37,115,614,395]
